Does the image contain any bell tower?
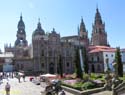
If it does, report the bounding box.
[78,17,89,47]
[15,14,28,47]
[91,7,108,46]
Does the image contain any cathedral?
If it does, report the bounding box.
[4,7,109,74]
[5,14,32,72]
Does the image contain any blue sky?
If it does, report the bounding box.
[0,0,125,51]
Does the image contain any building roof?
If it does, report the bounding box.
[61,35,78,40]
[89,45,116,53]
[0,52,14,58]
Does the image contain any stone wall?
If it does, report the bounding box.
[62,86,105,95]
[113,81,125,95]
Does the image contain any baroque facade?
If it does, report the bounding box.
[5,15,33,72]
[4,7,109,74]
[32,19,74,74]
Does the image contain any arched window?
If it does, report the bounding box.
[67,62,69,67]
[49,63,54,74]
[41,63,44,67]
[97,56,100,62]
[92,57,94,62]
[106,58,109,63]
[41,50,44,56]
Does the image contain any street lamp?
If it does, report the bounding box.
[78,26,84,72]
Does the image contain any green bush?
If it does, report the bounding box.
[73,82,83,87]
[90,73,104,80]
[62,83,82,90]
[90,73,97,79]
[82,81,95,90]
[83,74,89,81]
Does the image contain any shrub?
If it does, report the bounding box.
[82,81,95,90]
[73,82,83,87]
[62,83,82,90]
[83,74,89,81]
[90,73,104,80]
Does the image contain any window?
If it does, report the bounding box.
[111,54,113,57]
[42,63,44,67]
[66,50,70,56]
[105,58,109,63]
[41,50,44,56]
[97,56,100,62]
[67,62,69,67]
[49,51,52,56]
[105,54,108,57]
[92,57,94,62]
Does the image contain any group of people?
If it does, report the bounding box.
[0,72,14,82]
[3,72,25,95]
[44,78,66,95]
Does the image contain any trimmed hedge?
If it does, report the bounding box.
[62,81,96,91]
[81,81,95,90]
[62,83,82,91]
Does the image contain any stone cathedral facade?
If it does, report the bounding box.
[4,8,109,74]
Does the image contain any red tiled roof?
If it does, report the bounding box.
[89,45,116,53]
[89,45,111,49]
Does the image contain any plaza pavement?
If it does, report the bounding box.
[0,77,113,95]
[0,77,74,95]
[91,91,112,95]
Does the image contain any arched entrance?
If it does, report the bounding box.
[49,63,54,74]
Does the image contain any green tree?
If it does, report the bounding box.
[58,55,63,78]
[115,47,123,77]
[82,47,88,73]
[74,48,83,79]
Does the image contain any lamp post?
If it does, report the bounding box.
[78,26,84,72]
[105,58,110,73]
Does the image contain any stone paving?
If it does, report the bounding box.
[0,77,74,95]
[91,91,112,95]
[0,77,114,95]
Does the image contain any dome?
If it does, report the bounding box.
[18,15,25,29]
[32,19,45,36]
[15,39,21,46]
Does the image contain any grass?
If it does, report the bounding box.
[62,73,105,91]
[119,74,125,81]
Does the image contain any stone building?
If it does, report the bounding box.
[4,7,110,74]
[5,15,33,72]
[91,8,109,46]
[32,19,74,74]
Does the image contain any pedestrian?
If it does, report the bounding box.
[6,74,9,81]
[22,74,25,82]
[60,90,66,95]
[5,82,11,95]
[18,75,21,83]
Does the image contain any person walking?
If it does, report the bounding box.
[22,74,25,82]
[18,75,21,83]
[60,90,66,95]
[5,82,11,95]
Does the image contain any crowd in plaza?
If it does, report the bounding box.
[32,74,66,95]
[0,72,66,95]
[0,72,25,83]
